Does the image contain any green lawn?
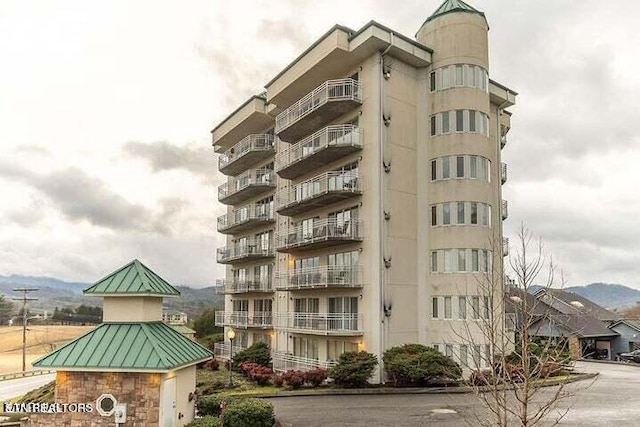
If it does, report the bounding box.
[196,367,279,396]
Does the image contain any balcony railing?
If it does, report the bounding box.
[213,342,247,360]
[501,162,508,184]
[217,239,274,264]
[275,266,362,291]
[275,79,362,142]
[277,218,363,253]
[272,352,338,372]
[277,313,363,336]
[218,134,275,176]
[501,136,507,149]
[502,200,509,220]
[217,203,275,234]
[215,278,273,294]
[218,168,275,205]
[215,311,273,328]
[276,171,362,216]
[503,237,509,257]
[276,125,362,179]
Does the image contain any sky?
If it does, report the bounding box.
[1,0,639,289]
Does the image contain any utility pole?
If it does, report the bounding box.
[12,287,39,372]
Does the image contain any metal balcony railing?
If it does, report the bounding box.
[213,342,247,360]
[218,168,275,205]
[276,125,362,179]
[277,218,363,252]
[275,79,362,141]
[275,265,362,291]
[218,134,275,176]
[217,203,274,234]
[214,311,273,328]
[276,171,361,216]
[502,200,509,220]
[503,237,509,257]
[217,239,274,264]
[272,352,338,372]
[501,162,508,184]
[276,313,363,335]
[215,278,273,294]
[501,136,507,149]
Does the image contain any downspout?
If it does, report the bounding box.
[377,32,394,384]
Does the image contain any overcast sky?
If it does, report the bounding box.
[1,1,639,289]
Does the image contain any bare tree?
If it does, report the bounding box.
[455,224,588,427]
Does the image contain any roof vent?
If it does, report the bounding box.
[570,301,584,308]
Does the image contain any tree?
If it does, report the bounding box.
[458,224,589,427]
[0,295,15,325]
[383,344,462,386]
[191,308,222,338]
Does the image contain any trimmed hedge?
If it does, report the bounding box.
[232,342,271,368]
[383,344,462,386]
[223,398,275,427]
[196,394,238,417]
[185,415,220,427]
[330,351,378,387]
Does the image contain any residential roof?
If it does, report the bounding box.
[504,286,558,317]
[536,289,620,322]
[532,313,619,339]
[171,325,196,335]
[33,322,211,371]
[422,0,487,25]
[84,259,180,297]
[610,319,640,331]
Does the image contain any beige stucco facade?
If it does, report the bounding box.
[213,3,515,382]
[102,296,164,322]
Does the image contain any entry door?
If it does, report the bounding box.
[160,377,176,427]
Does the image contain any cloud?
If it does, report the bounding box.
[123,140,214,178]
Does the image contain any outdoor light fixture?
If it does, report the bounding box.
[227,328,236,387]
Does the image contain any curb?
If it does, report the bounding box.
[579,358,640,367]
[230,372,598,398]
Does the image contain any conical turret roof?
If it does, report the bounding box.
[423,0,486,25]
[83,259,180,297]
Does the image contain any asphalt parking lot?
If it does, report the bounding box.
[268,361,640,427]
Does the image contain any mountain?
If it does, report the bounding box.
[563,283,640,311]
[0,274,222,319]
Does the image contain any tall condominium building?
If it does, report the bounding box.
[211,0,516,383]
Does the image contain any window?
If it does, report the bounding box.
[458,249,466,272]
[456,156,464,178]
[430,115,436,136]
[293,336,319,359]
[457,202,465,224]
[472,250,479,271]
[443,203,451,225]
[455,65,463,86]
[431,64,488,92]
[444,249,452,272]
[431,251,437,272]
[469,110,476,132]
[474,345,482,368]
[484,296,490,319]
[429,71,436,91]
[444,296,452,319]
[456,110,464,132]
[433,344,440,352]
[445,344,453,358]
[432,297,439,318]
[431,205,437,226]
[442,111,450,133]
[472,296,480,320]
[460,344,468,367]
[470,156,478,178]
[459,297,467,319]
[442,66,450,89]
[430,159,437,181]
[442,156,450,179]
[470,202,478,225]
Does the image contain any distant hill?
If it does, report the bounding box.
[0,274,222,319]
[528,283,640,311]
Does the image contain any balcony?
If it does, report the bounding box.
[275,266,362,291]
[276,313,363,336]
[217,239,274,264]
[272,352,338,372]
[502,200,509,220]
[501,162,508,184]
[276,171,362,216]
[218,168,275,205]
[217,203,275,235]
[213,342,247,360]
[276,125,362,179]
[215,311,273,329]
[277,218,363,253]
[503,237,509,257]
[215,278,273,294]
[275,79,362,142]
[501,135,507,149]
[218,134,275,176]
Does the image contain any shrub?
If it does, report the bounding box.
[232,342,271,368]
[202,359,220,371]
[223,398,275,427]
[238,362,260,375]
[304,368,328,387]
[330,351,378,387]
[248,365,274,385]
[383,344,462,387]
[196,394,238,417]
[468,369,498,386]
[272,373,284,387]
[281,370,305,389]
[185,415,220,427]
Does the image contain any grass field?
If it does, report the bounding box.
[0,325,92,373]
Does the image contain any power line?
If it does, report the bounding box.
[11,287,39,372]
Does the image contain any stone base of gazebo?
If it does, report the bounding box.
[29,371,161,427]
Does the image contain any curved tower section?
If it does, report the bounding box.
[417,1,501,370]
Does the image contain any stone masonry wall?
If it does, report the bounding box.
[29,371,161,427]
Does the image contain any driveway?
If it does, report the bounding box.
[0,374,55,401]
[268,361,640,426]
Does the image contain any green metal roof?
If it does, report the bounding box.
[33,322,211,371]
[423,0,486,24]
[170,325,196,335]
[84,259,180,297]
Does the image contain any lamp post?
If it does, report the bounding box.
[227,328,236,387]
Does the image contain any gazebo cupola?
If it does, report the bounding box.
[84,259,180,322]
